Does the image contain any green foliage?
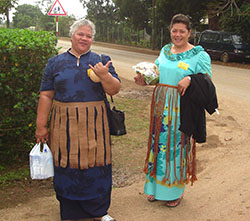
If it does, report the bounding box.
[113,0,151,30]
[58,16,75,37]
[220,2,250,44]
[10,1,75,36]
[0,0,17,14]
[0,28,58,166]
[12,4,43,29]
[80,0,118,27]
[0,167,29,185]
[0,0,18,27]
[39,13,56,32]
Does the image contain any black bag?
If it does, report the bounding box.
[106,96,126,136]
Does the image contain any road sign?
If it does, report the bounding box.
[48,0,67,16]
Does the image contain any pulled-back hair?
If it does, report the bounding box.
[170,14,192,31]
[69,19,96,38]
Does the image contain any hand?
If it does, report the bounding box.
[134,73,146,86]
[89,61,111,80]
[35,127,49,143]
[177,76,191,96]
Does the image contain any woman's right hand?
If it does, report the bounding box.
[177,76,191,96]
[35,127,49,143]
[134,73,146,86]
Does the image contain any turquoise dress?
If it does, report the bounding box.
[144,43,212,201]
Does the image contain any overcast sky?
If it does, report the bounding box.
[10,0,87,20]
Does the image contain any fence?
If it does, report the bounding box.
[94,24,172,50]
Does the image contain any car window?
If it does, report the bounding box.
[200,33,209,41]
[232,35,242,44]
[200,33,219,43]
[221,34,232,43]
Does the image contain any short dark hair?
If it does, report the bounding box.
[170,14,192,31]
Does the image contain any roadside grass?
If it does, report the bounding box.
[0,96,151,189]
[110,96,151,186]
[0,165,30,187]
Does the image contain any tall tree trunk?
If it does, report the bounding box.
[6,9,10,28]
[152,0,155,50]
[208,15,220,30]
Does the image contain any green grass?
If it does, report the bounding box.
[110,96,151,175]
[0,166,30,186]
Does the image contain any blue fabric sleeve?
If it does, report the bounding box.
[40,58,55,91]
[196,51,212,77]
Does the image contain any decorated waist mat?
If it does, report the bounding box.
[49,100,111,170]
[144,84,197,185]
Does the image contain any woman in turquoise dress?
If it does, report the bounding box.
[134,14,212,207]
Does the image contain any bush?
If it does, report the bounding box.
[0,28,59,166]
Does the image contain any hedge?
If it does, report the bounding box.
[0,28,59,167]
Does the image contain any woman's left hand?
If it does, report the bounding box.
[177,76,191,96]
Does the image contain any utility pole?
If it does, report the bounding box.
[152,0,156,50]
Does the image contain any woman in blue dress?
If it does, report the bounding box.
[134,14,212,207]
[35,19,120,221]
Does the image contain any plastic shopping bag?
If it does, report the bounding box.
[133,62,159,85]
[29,143,54,179]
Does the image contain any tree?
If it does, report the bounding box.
[220,1,250,43]
[39,12,55,32]
[33,0,76,35]
[12,4,43,29]
[58,16,76,37]
[79,0,249,49]
[0,0,17,28]
[80,0,118,26]
[113,0,151,29]
[80,0,119,42]
[35,0,54,14]
[150,0,209,48]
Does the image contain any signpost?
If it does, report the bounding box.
[48,0,67,36]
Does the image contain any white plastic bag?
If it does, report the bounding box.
[133,62,159,85]
[29,143,54,179]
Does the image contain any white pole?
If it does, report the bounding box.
[56,16,59,36]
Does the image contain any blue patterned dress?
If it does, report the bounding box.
[40,50,119,219]
[144,43,212,201]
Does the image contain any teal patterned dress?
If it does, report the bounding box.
[144,43,212,201]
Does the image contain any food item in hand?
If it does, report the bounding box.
[133,62,159,85]
[87,69,100,83]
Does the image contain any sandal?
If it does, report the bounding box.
[165,193,184,208]
[94,214,116,221]
[147,195,156,202]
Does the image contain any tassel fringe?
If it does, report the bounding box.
[49,100,111,169]
[143,84,197,186]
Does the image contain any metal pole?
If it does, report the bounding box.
[56,16,59,36]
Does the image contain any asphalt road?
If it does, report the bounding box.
[58,39,250,102]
